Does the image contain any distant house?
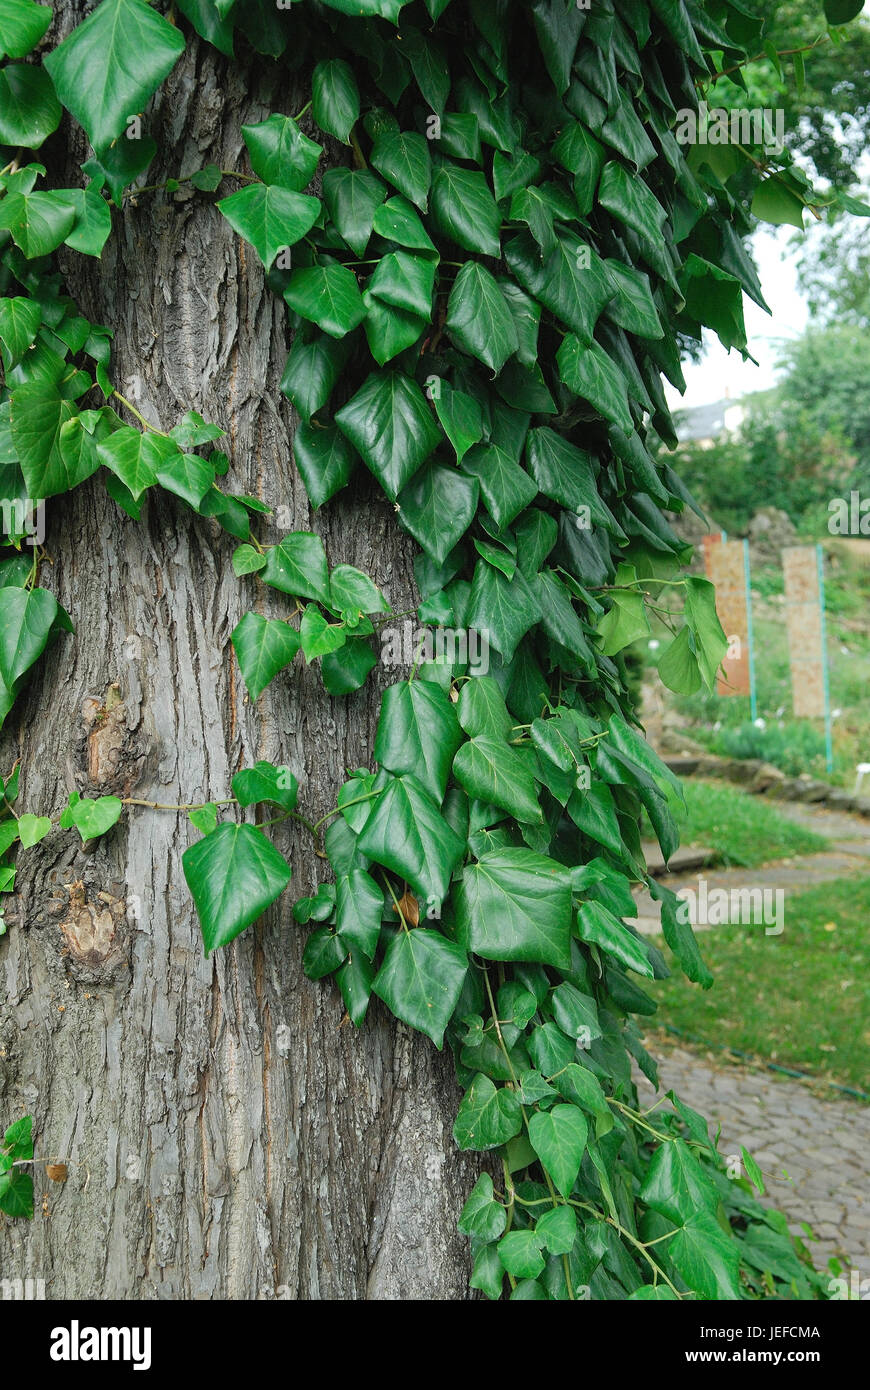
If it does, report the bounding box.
[675,397,746,448]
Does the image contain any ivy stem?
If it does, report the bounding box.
[567,1196,683,1297]
[481,968,576,1300]
[381,870,409,932]
[311,789,380,833]
[700,33,829,86]
[111,391,170,437]
[121,797,237,811]
[349,128,368,171]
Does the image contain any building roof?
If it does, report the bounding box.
[675,399,731,443]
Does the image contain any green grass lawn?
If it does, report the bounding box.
[665,778,828,867]
[647,876,870,1094]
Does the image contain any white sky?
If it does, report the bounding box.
[666,224,814,410]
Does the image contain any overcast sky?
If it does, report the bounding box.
[666,223,813,410]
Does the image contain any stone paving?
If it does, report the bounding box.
[633,796,870,1277]
[635,1043,870,1275]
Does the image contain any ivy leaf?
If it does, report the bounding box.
[284,262,365,338]
[35,406,114,499]
[292,421,355,508]
[155,451,214,509]
[232,760,298,812]
[217,184,320,269]
[824,0,863,21]
[397,460,478,565]
[430,162,501,257]
[335,371,440,499]
[598,161,667,243]
[751,178,805,230]
[446,262,518,373]
[318,0,406,18]
[65,794,123,842]
[329,564,388,617]
[0,296,40,371]
[372,927,467,1047]
[262,531,331,605]
[650,880,713,989]
[357,773,465,906]
[0,586,72,688]
[430,380,484,463]
[322,168,386,256]
[604,260,663,340]
[55,187,112,258]
[312,58,360,144]
[575,900,653,978]
[44,0,186,150]
[531,0,585,92]
[666,1210,742,1301]
[0,191,76,258]
[0,64,60,148]
[242,113,321,191]
[506,228,614,343]
[300,605,347,661]
[0,0,52,59]
[657,625,701,696]
[683,576,727,689]
[372,194,436,251]
[321,637,376,695]
[280,334,349,421]
[467,562,542,662]
[528,1105,588,1196]
[453,736,542,824]
[497,1230,546,1279]
[597,586,650,655]
[362,295,427,365]
[368,249,436,319]
[96,426,179,499]
[0,1166,33,1219]
[455,848,573,968]
[556,335,633,434]
[82,132,156,207]
[231,612,300,699]
[454,1073,523,1150]
[335,868,383,957]
[17,812,51,848]
[370,130,432,211]
[461,443,537,528]
[182,822,292,955]
[457,674,512,741]
[457,1173,507,1242]
[640,1139,719,1226]
[536,1205,578,1255]
[336,951,375,1025]
[303,926,345,980]
[374,679,463,803]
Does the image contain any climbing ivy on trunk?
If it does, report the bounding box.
[1,0,862,1296]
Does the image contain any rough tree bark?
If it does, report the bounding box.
[0,13,479,1300]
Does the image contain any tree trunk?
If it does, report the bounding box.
[0,16,478,1300]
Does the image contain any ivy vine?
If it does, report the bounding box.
[1,0,862,1297]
